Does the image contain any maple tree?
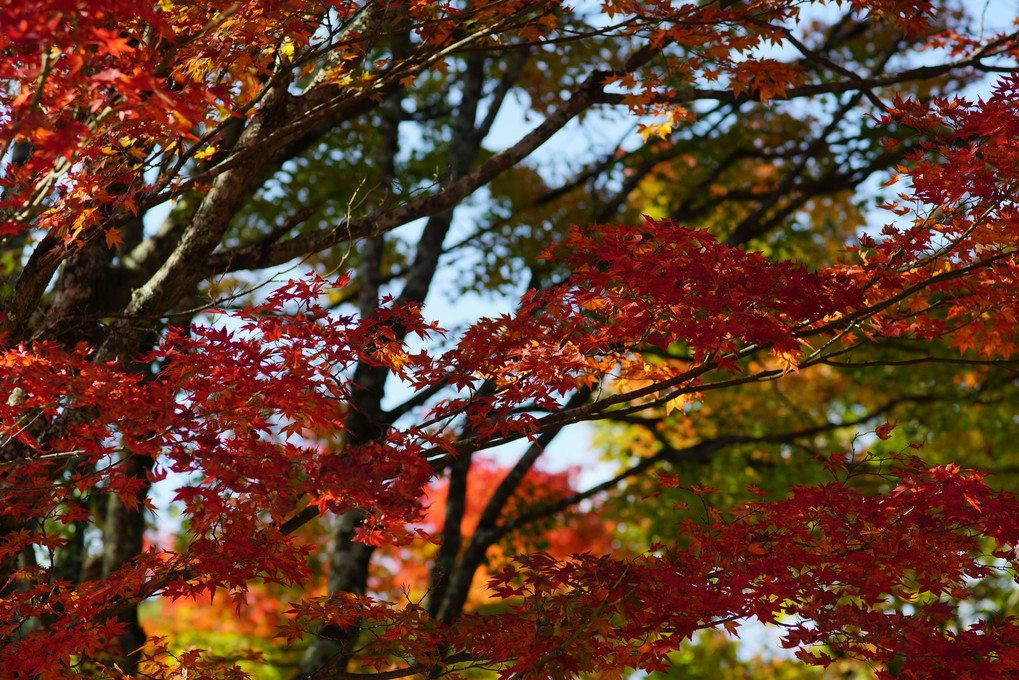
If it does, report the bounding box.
[2,0,1019,679]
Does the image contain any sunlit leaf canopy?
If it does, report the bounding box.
[1,1,1019,679]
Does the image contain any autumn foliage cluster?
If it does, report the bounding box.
[2,1,1019,679]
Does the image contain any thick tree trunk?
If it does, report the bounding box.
[99,451,154,675]
[295,512,376,678]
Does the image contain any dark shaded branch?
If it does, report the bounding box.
[427,447,472,615]
[431,387,592,622]
[723,33,901,246]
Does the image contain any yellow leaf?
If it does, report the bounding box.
[664,394,688,415]
[193,145,219,161]
[775,350,800,375]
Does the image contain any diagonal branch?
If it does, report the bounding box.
[204,46,662,276]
